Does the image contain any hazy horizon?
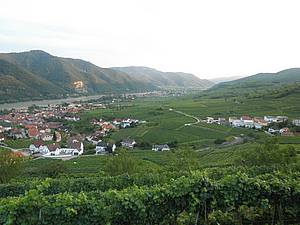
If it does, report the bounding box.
[1,0,300,79]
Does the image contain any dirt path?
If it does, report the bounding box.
[0,145,30,156]
[169,108,201,126]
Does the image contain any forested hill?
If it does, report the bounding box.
[203,68,300,99]
[0,50,212,103]
[111,66,214,89]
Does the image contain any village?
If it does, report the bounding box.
[205,115,300,136]
[0,100,172,160]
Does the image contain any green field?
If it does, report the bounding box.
[72,96,294,149]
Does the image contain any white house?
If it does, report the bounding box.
[264,116,288,123]
[206,117,215,124]
[43,139,84,157]
[276,116,288,123]
[232,120,244,127]
[292,119,300,126]
[254,123,262,129]
[218,118,227,125]
[29,140,49,154]
[152,144,170,151]
[95,142,108,154]
[121,122,131,128]
[95,142,116,155]
[268,128,280,134]
[240,116,254,128]
[264,116,276,123]
[121,138,136,149]
[229,117,238,124]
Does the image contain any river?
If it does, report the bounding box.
[0,95,107,110]
[0,91,161,110]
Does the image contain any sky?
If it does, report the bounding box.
[1,0,300,79]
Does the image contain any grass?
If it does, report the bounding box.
[4,139,33,149]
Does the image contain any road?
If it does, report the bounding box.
[169,108,201,126]
[0,144,30,156]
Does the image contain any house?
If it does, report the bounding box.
[292,119,300,126]
[120,122,131,128]
[28,127,39,139]
[9,128,26,139]
[152,144,170,151]
[276,116,288,123]
[240,116,254,128]
[0,133,5,142]
[64,116,80,121]
[254,123,262,129]
[229,117,238,124]
[3,126,12,132]
[95,142,108,154]
[44,139,84,157]
[40,133,54,141]
[206,117,215,124]
[253,117,268,128]
[95,142,116,154]
[280,127,294,136]
[218,118,227,125]
[68,138,84,155]
[29,140,48,154]
[264,116,288,123]
[264,116,277,123]
[268,128,280,134]
[232,120,244,127]
[121,138,136,149]
[46,143,60,155]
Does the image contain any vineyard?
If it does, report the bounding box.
[0,167,299,225]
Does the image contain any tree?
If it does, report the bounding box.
[0,150,23,183]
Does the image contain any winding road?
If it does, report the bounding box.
[169,108,201,126]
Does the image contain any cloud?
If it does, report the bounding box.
[0,0,300,78]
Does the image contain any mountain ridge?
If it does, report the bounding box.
[203,68,300,99]
[0,50,212,103]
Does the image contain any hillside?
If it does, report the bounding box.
[203,68,300,99]
[0,51,213,103]
[111,66,214,89]
[0,50,157,103]
[0,59,69,102]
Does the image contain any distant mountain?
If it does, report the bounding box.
[204,68,300,99]
[0,50,212,103]
[210,76,244,84]
[111,66,214,89]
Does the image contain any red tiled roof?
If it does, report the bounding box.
[28,127,39,137]
[32,140,44,148]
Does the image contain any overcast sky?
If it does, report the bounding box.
[1,0,300,79]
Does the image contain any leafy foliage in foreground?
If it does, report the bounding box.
[0,150,23,184]
[0,171,299,225]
